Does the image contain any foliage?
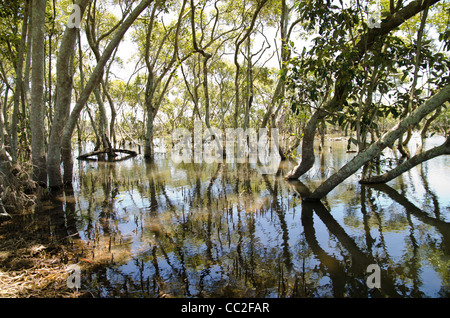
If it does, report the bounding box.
[286,0,450,141]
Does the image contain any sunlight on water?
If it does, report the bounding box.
[51,136,450,297]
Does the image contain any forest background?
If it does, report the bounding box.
[0,0,449,212]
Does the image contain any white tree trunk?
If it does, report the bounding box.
[285,110,321,179]
[361,137,450,184]
[47,0,90,188]
[305,84,450,201]
[60,0,154,185]
[0,98,5,149]
[30,0,48,186]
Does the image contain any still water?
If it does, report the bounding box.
[48,135,450,297]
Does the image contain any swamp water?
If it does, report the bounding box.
[40,135,450,297]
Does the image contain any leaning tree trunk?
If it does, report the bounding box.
[60,0,153,185]
[284,0,440,181]
[30,0,48,186]
[304,83,450,201]
[47,0,90,188]
[360,136,450,184]
[285,109,322,179]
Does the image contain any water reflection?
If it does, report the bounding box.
[48,136,449,297]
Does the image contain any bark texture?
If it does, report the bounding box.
[47,0,90,188]
[30,0,48,186]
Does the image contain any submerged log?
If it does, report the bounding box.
[77,148,137,162]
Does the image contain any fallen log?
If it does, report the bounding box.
[77,148,137,161]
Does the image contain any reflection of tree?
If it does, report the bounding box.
[127,162,303,297]
[72,160,144,297]
[372,184,450,254]
[290,181,401,297]
[70,156,449,297]
[37,188,80,244]
[372,183,450,297]
[263,175,293,273]
[418,162,441,220]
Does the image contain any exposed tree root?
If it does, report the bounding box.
[77,148,137,162]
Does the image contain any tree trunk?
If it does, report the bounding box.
[30,0,48,186]
[416,108,441,154]
[142,0,185,160]
[47,0,90,188]
[243,36,253,132]
[60,0,153,185]
[0,97,5,149]
[261,0,291,129]
[398,2,430,159]
[304,83,450,201]
[24,1,33,120]
[285,109,321,179]
[94,86,109,147]
[10,0,30,161]
[284,0,440,181]
[1,83,9,141]
[144,106,155,160]
[102,80,117,147]
[144,75,155,160]
[361,136,450,184]
[233,0,268,129]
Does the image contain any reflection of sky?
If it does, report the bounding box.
[71,135,450,297]
[423,154,450,206]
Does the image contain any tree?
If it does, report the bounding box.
[233,0,268,129]
[187,0,246,155]
[304,83,450,201]
[30,0,48,186]
[47,0,91,188]
[285,0,443,181]
[46,0,153,188]
[84,0,128,155]
[10,0,30,162]
[142,0,187,160]
[360,135,450,184]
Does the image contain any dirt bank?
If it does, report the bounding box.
[0,207,92,298]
